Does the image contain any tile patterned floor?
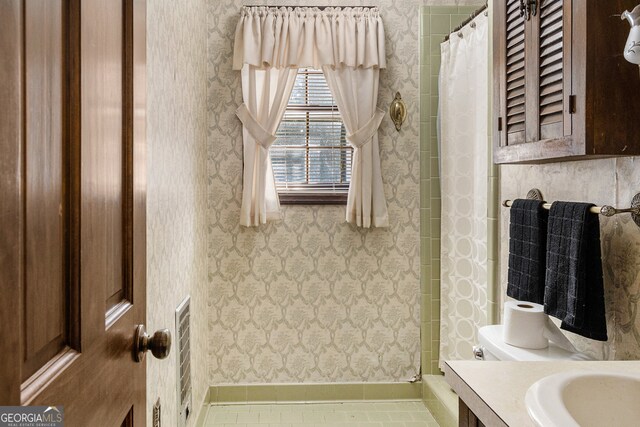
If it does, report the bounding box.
[202,401,440,426]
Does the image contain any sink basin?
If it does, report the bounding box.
[525,370,640,427]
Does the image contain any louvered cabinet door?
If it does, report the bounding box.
[533,0,572,141]
[497,0,528,147]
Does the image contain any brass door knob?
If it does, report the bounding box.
[134,325,171,362]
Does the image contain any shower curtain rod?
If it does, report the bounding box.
[244,5,376,9]
[444,3,488,42]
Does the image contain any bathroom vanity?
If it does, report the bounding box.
[444,360,640,427]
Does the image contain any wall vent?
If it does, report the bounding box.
[176,296,192,427]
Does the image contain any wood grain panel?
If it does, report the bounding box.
[128,4,147,424]
[23,0,67,380]
[104,0,126,311]
[586,0,640,155]
[80,0,126,325]
[0,0,24,405]
[121,408,134,427]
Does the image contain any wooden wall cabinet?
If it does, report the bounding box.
[493,0,640,164]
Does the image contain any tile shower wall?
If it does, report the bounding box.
[207,0,421,384]
[500,158,640,360]
[147,1,208,425]
[419,3,485,376]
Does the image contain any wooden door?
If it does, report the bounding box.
[0,1,148,426]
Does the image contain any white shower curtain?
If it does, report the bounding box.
[439,13,489,365]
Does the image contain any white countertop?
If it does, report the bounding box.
[443,360,640,427]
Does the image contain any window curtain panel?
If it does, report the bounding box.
[323,66,388,227]
[233,6,388,228]
[237,67,298,226]
[438,13,489,365]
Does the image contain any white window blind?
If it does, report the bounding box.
[271,68,352,204]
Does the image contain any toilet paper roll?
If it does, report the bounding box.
[503,301,549,349]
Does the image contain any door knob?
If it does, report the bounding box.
[133,325,171,362]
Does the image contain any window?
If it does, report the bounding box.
[271,68,352,204]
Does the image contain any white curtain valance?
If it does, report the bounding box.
[233,6,387,70]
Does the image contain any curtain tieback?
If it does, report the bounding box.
[236,104,278,149]
[346,108,386,149]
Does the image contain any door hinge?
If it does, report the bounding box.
[498,117,503,131]
[569,95,577,114]
[520,0,538,21]
[153,399,161,427]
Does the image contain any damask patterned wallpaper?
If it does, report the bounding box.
[207,0,422,383]
[147,1,208,425]
[500,157,640,360]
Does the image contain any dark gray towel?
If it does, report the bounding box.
[507,198,548,304]
[544,202,608,341]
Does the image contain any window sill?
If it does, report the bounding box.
[278,193,348,205]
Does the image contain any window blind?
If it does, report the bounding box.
[271,69,352,202]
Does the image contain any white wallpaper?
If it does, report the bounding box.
[145,0,640,412]
[207,0,422,383]
[423,0,485,4]
[147,1,208,426]
[500,157,640,360]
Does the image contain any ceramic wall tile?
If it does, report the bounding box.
[207,0,421,383]
[500,158,640,360]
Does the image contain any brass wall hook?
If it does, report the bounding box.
[389,92,407,132]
